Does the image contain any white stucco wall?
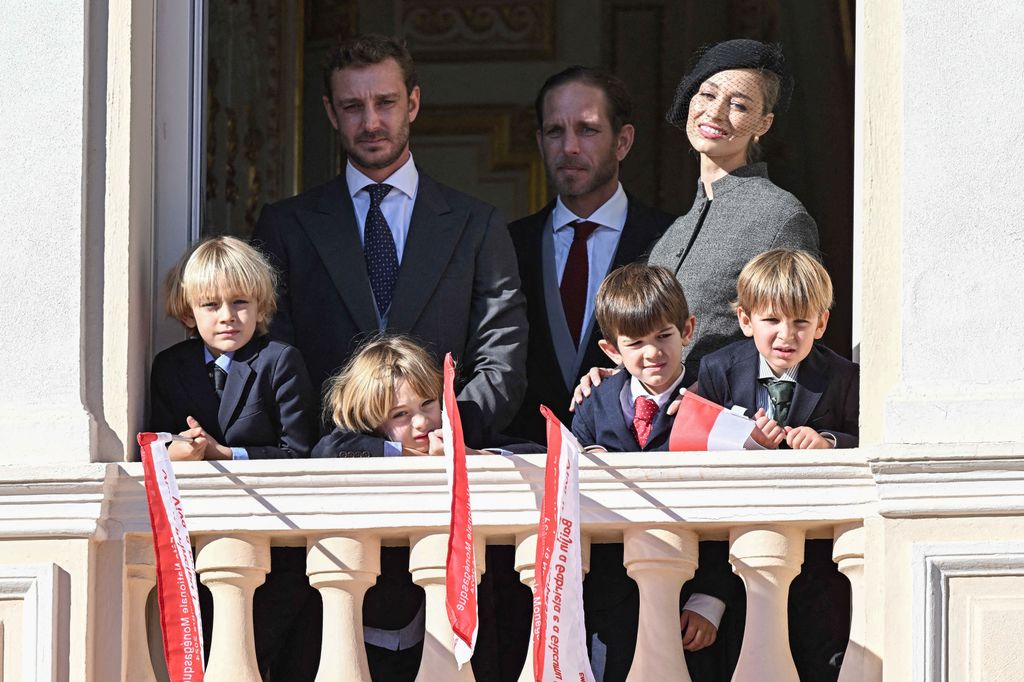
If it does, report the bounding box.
[885,0,1024,444]
[0,2,94,462]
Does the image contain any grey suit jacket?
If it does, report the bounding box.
[647,163,819,370]
[252,170,528,431]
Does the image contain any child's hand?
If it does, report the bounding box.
[680,609,717,651]
[427,429,446,456]
[568,367,619,412]
[752,408,785,449]
[183,416,233,460]
[785,426,832,449]
[167,423,207,461]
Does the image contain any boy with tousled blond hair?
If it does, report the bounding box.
[150,235,317,460]
[697,247,858,448]
[693,248,857,680]
[149,235,319,680]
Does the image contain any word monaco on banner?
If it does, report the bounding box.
[139,432,205,682]
[443,353,478,668]
[532,406,595,682]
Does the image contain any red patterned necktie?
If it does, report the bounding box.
[559,220,601,347]
[632,395,658,448]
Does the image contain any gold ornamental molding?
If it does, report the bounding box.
[415,106,549,213]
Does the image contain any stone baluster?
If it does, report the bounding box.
[410,532,484,682]
[307,534,381,682]
[515,531,591,682]
[623,527,699,682]
[123,537,158,682]
[833,522,878,681]
[195,534,270,682]
[729,525,805,682]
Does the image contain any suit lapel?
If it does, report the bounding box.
[727,344,761,417]
[599,371,639,450]
[217,337,261,435]
[180,342,224,440]
[299,177,380,334]
[789,345,827,428]
[387,174,468,330]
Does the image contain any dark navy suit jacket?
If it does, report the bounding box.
[696,338,859,448]
[570,369,682,452]
[149,335,318,458]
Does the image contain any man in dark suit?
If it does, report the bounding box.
[252,34,527,434]
[506,66,674,444]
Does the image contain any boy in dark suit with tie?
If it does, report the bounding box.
[693,249,857,681]
[695,248,858,450]
[571,264,723,680]
[148,236,319,680]
[149,235,317,460]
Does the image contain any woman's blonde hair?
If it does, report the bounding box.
[735,249,833,319]
[164,236,278,334]
[325,335,443,433]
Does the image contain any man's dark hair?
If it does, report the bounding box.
[322,34,418,99]
[534,66,633,133]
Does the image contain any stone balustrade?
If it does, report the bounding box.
[0,449,897,680]
[103,450,877,681]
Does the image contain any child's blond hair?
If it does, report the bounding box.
[164,236,278,334]
[735,249,833,318]
[326,335,443,433]
[595,263,691,344]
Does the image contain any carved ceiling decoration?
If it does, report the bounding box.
[398,0,555,61]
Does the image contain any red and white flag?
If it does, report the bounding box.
[533,406,595,682]
[442,353,478,668]
[669,390,763,451]
[138,433,205,682]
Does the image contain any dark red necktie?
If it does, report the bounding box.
[632,395,658,448]
[560,220,601,347]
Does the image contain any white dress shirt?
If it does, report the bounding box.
[551,183,628,337]
[346,154,420,263]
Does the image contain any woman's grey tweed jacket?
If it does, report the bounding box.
[647,162,819,371]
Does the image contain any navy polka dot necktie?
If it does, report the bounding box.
[363,183,399,316]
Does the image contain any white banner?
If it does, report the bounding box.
[532,407,595,682]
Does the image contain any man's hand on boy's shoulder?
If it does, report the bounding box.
[679,609,718,651]
[568,366,619,412]
[784,426,834,450]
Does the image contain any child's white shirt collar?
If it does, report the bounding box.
[619,366,687,422]
[757,355,800,383]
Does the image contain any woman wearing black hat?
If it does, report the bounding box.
[648,39,820,378]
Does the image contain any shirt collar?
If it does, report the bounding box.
[757,354,799,383]
[346,153,419,200]
[629,366,686,409]
[203,347,234,371]
[552,182,627,233]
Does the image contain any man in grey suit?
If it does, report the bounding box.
[253,34,527,433]
[252,33,528,681]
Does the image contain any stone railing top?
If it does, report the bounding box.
[0,450,874,542]
[3,443,1020,540]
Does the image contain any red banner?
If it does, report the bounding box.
[532,406,595,682]
[139,433,205,682]
[442,353,478,667]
